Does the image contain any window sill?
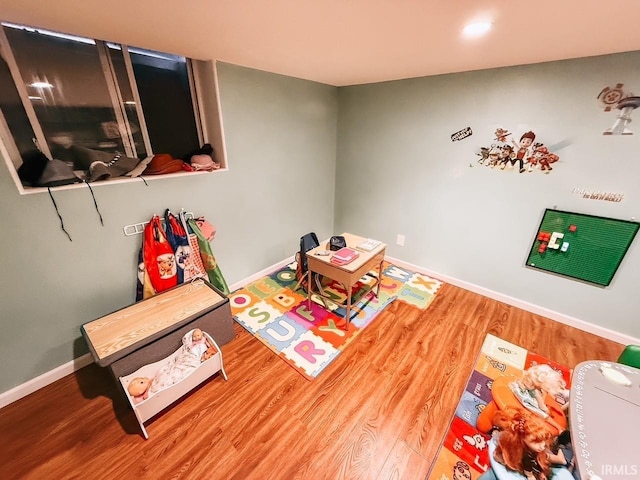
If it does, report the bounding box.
[15,168,227,195]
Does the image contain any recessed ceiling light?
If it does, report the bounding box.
[463,21,492,38]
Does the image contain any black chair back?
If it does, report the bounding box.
[299,232,319,273]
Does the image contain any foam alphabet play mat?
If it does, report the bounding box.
[229,261,442,379]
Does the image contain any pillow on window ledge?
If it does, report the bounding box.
[17,150,82,187]
[64,146,142,182]
[38,159,83,187]
[18,150,49,186]
[184,143,215,163]
[68,146,137,171]
[126,155,154,178]
[87,153,142,182]
[142,154,186,175]
[191,154,220,172]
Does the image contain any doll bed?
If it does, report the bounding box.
[119,330,227,439]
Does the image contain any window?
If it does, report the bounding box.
[0,21,226,193]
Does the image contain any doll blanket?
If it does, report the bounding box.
[147,329,207,396]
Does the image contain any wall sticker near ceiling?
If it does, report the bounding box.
[597,83,640,135]
[451,126,472,141]
[572,188,624,203]
[475,128,560,174]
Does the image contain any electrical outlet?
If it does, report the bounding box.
[396,234,405,246]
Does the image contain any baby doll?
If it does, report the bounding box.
[492,407,567,480]
[509,364,567,432]
[188,328,213,360]
[127,377,152,404]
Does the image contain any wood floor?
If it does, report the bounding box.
[0,283,624,480]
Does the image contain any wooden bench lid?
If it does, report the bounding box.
[82,280,225,366]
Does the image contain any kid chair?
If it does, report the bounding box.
[294,232,319,291]
[293,232,328,308]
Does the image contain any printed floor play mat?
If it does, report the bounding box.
[229,261,442,379]
[427,334,576,480]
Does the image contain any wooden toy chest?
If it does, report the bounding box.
[81,279,234,437]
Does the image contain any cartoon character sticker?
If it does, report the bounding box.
[157,253,177,279]
[463,433,487,451]
[175,245,190,271]
[474,128,560,174]
[494,128,511,142]
[597,83,640,135]
[453,461,472,480]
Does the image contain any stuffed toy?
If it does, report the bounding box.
[127,377,151,404]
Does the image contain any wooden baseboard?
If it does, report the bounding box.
[0,257,296,410]
[0,353,93,409]
[385,255,640,347]
[227,256,295,292]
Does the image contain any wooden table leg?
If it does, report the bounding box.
[376,259,383,296]
[345,283,352,328]
[307,266,313,309]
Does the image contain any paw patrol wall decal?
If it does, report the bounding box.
[475,129,559,174]
[597,83,640,135]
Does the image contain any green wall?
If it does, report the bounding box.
[335,51,640,339]
[3,52,640,398]
[0,62,338,394]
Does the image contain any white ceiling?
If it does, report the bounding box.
[1,0,640,86]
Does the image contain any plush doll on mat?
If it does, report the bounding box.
[508,364,568,433]
[491,407,573,480]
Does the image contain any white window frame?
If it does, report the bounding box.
[0,22,227,195]
[120,44,153,157]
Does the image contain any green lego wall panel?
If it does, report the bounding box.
[526,209,639,286]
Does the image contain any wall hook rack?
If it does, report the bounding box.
[123,212,194,237]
